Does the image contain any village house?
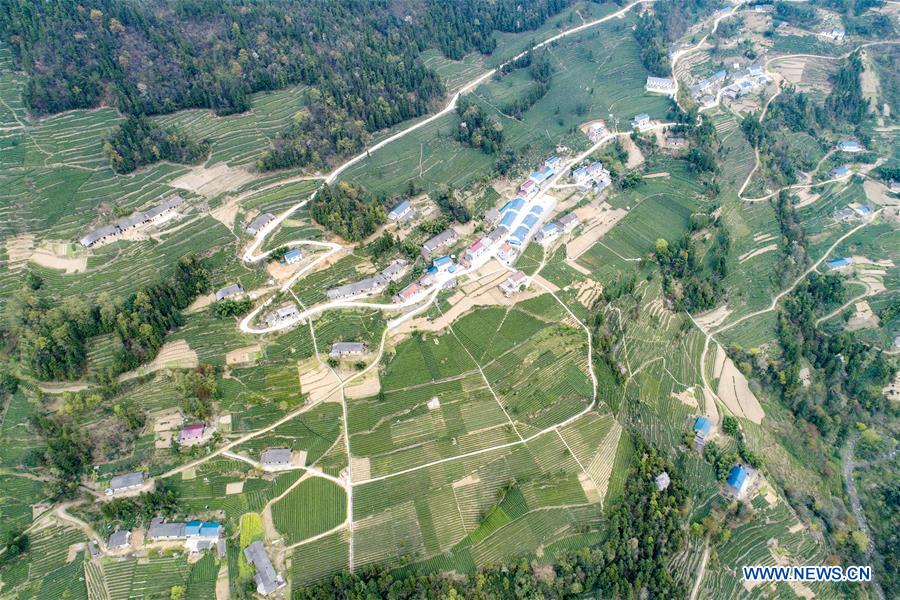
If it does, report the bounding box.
[587,122,607,142]
[146,519,185,541]
[483,208,501,228]
[487,226,508,246]
[330,341,367,359]
[326,277,385,301]
[393,281,424,303]
[693,415,712,450]
[215,283,244,302]
[460,239,489,267]
[387,199,415,222]
[558,213,580,233]
[832,165,850,178]
[726,465,750,496]
[105,472,144,496]
[821,27,845,42]
[261,448,292,469]
[850,203,871,217]
[496,242,517,263]
[530,166,555,185]
[827,257,853,271]
[431,255,456,274]
[518,178,538,198]
[837,140,863,153]
[645,76,677,95]
[499,270,528,297]
[79,196,187,248]
[631,113,653,131]
[108,530,131,551]
[421,228,458,259]
[544,156,562,173]
[536,222,561,244]
[263,303,299,327]
[280,249,303,265]
[380,259,409,282]
[244,541,286,596]
[246,212,276,236]
[177,423,208,446]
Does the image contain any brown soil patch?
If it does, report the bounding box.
[169,163,257,198]
[578,472,603,503]
[225,481,244,495]
[215,564,231,600]
[226,344,263,366]
[566,204,628,259]
[695,305,732,330]
[620,136,644,169]
[713,344,765,424]
[846,300,879,331]
[5,234,34,269]
[672,387,699,408]
[863,179,896,207]
[210,195,241,229]
[573,279,604,309]
[298,359,341,404]
[187,293,215,313]
[738,243,777,263]
[119,339,198,381]
[350,456,371,483]
[37,381,89,394]
[344,371,381,400]
[30,244,87,274]
[452,474,481,489]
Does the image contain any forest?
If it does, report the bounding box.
[4,256,209,381]
[310,182,386,242]
[455,96,505,155]
[104,115,210,174]
[296,436,689,599]
[654,219,731,313]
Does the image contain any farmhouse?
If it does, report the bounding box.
[421,228,458,259]
[692,415,712,450]
[326,277,385,300]
[827,257,853,271]
[832,165,850,178]
[631,113,653,131]
[530,166,554,184]
[645,76,676,95]
[499,270,527,297]
[558,213,580,233]
[147,519,186,540]
[330,341,367,358]
[381,259,409,282]
[655,472,671,491]
[280,249,303,265]
[261,448,292,469]
[215,283,244,302]
[105,472,144,496]
[726,465,750,496]
[666,137,688,148]
[834,207,856,221]
[244,541,286,596]
[79,196,187,247]
[587,122,607,141]
[518,179,538,198]
[147,518,223,544]
[246,212,276,235]
[483,208,501,227]
[388,199,415,222]
[572,166,590,184]
[837,140,862,153]
[544,156,562,172]
[821,27,845,42]
[487,226,508,246]
[536,222,561,244]
[431,255,456,273]
[394,282,424,303]
[177,423,208,446]
[460,239,489,267]
[849,203,871,217]
[108,530,131,550]
[263,303,299,327]
[496,242,517,263]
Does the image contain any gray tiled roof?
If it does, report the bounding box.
[108,472,144,491]
[244,541,286,595]
[215,284,244,301]
[261,448,292,465]
[422,229,458,254]
[246,213,276,235]
[108,530,130,548]
[330,342,366,357]
[326,276,385,300]
[147,521,186,539]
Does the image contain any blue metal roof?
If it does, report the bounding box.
[522,214,539,228]
[529,205,543,216]
[510,225,530,244]
[433,255,452,267]
[389,200,411,216]
[727,466,747,491]
[284,249,302,259]
[507,197,525,212]
[833,166,849,176]
[185,521,203,536]
[693,416,712,436]
[499,211,518,229]
[541,223,559,234]
[530,166,554,182]
[827,258,851,269]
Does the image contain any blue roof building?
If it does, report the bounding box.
[184,521,203,537]
[510,226,530,245]
[529,205,543,216]
[832,165,850,177]
[503,197,525,213]
[727,466,749,494]
[827,257,852,270]
[837,140,862,152]
[545,156,561,170]
[199,522,222,538]
[693,416,712,436]
[522,214,539,229]
[388,199,413,220]
[499,211,518,229]
[530,166,554,183]
[280,249,303,264]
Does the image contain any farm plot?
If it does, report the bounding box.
[289,531,349,587]
[103,555,191,600]
[271,477,347,544]
[232,402,342,462]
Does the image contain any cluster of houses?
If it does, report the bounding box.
[535,212,580,245]
[572,161,611,192]
[79,196,186,248]
[691,416,752,497]
[819,27,846,43]
[107,518,225,558]
[326,258,409,301]
[834,202,871,222]
[688,63,770,108]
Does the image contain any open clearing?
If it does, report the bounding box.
[169,162,257,198]
[712,343,764,424]
[225,344,263,366]
[119,339,199,381]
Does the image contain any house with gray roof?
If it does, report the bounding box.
[263,303,299,328]
[215,283,244,302]
[261,448,292,469]
[244,541,286,596]
[421,228,458,259]
[330,342,367,359]
[108,530,131,550]
[381,259,409,282]
[79,224,121,248]
[147,518,186,540]
[388,199,415,222]
[246,213,276,235]
[326,276,386,300]
[105,472,144,495]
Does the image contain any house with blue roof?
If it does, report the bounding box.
[545,156,561,172]
[501,197,525,213]
[432,255,455,273]
[499,211,518,230]
[280,248,303,265]
[826,257,853,271]
[573,166,590,183]
[522,214,539,229]
[536,222,561,244]
[530,166,554,183]
[510,225,530,245]
[529,205,543,216]
[388,199,414,221]
[832,165,850,177]
[726,465,749,495]
[837,140,862,153]
[184,521,203,537]
[693,416,712,437]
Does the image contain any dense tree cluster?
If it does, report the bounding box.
[211,298,252,319]
[310,182,386,242]
[500,50,554,118]
[654,220,730,313]
[30,414,93,498]
[774,1,819,27]
[855,456,900,593]
[100,484,179,529]
[175,364,219,420]
[432,187,471,223]
[104,115,210,174]
[455,96,504,155]
[772,190,808,287]
[825,52,869,125]
[297,436,688,599]
[6,257,209,381]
